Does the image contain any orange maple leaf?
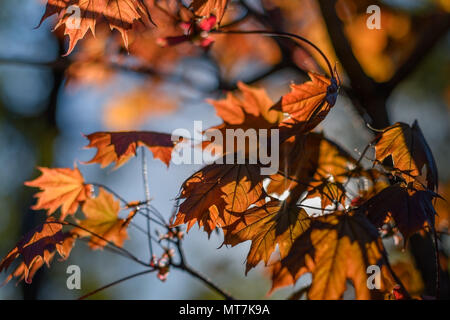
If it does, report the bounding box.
[203,81,283,157]
[209,81,282,129]
[172,163,266,235]
[375,121,438,191]
[25,166,92,220]
[273,72,338,137]
[223,200,311,274]
[270,211,396,299]
[0,219,74,285]
[84,131,176,168]
[40,0,153,55]
[267,133,358,209]
[74,188,129,249]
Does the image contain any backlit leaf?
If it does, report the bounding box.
[172,163,266,235]
[273,72,338,135]
[267,133,357,209]
[270,211,396,299]
[84,131,176,168]
[25,167,92,220]
[362,184,438,240]
[40,0,153,55]
[0,219,74,285]
[375,121,438,191]
[74,188,129,249]
[223,201,311,273]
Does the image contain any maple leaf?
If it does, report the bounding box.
[40,0,153,55]
[74,188,129,249]
[361,184,438,240]
[272,72,338,135]
[208,81,282,130]
[25,167,92,220]
[267,133,358,209]
[0,219,74,285]
[2,259,49,287]
[203,81,283,157]
[2,232,76,286]
[374,121,438,191]
[223,200,311,274]
[270,211,396,299]
[172,163,266,235]
[39,0,70,23]
[191,0,229,22]
[84,131,176,168]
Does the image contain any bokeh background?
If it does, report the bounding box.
[0,0,448,299]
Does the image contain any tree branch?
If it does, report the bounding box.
[173,239,235,300]
[317,0,376,94]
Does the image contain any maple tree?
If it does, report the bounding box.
[0,0,449,300]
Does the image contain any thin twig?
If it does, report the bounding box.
[141,148,154,259]
[173,239,235,300]
[88,182,128,205]
[78,269,156,300]
[176,262,235,300]
[212,29,334,77]
[62,221,149,267]
[137,210,168,228]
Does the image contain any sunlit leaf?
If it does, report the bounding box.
[172,163,266,235]
[270,211,396,299]
[74,188,129,249]
[25,167,92,220]
[0,219,74,285]
[223,200,310,273]
[84,131,176,168]
[40,0,153,55]
[375,121,438,191]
